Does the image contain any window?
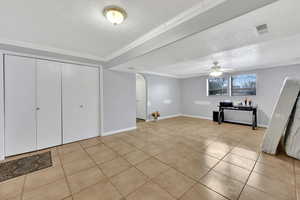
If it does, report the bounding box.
[207,77,229,96]
[231,74,256,96]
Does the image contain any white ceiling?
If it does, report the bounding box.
[0,0,276,65]
[112,0,300,78]
[0,0,294,78]
[0,0,203,60]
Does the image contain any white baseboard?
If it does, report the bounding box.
[181,114,212,120]
[146,114,182,122]
[258,124,268,128]
[220,119,268,128]
[102,126,137,136]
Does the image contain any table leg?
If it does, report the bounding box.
[218,109,222,125]
[252,110,256,130]
[255,109,258,128]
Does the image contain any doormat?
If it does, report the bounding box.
[0,151,52,182]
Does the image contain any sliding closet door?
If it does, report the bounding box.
[62,64,99,143]
[5,55,36,156]
[36,60,62,149]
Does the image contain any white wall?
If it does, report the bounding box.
[102,70,136,135]
[0,55,4,160]
[144,74,181,120]
[181,64,300,127]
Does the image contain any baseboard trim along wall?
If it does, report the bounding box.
[223,119,268,128]
[181,114,212,120]
[102,114,268,138]
[102,126,137,137]
[146,114,182,122]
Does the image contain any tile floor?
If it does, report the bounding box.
[0,116,299,200]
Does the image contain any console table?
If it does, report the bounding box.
[218,105,258,130]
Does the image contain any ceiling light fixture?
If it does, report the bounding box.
[103,6,127,25]
[209,62,223,77]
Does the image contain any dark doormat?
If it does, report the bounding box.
[0,151,52,182]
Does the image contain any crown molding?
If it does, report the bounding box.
[0,37,105,62]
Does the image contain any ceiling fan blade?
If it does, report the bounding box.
[220,68,234,72]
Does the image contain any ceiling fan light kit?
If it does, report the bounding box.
[209,61,224,77]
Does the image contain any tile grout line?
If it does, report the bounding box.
[100,138,156,198]
[18,148,74,199]
[101,135,196,199]
[2,119,266,200]
[236,151,261,200]
[94,123,261,200]
[93,138,156,199]
[117,127,242,200]
[79,138,127,199]
[72,134,176,199]
[16,149,67,199]
[293,159,298,200]
[20,174,27,200]
[191,145,236,200]
[57,147,74,199]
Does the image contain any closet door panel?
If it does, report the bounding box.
[36,60,62,149]
[5,55,36,156]
[81,66,99,138]
[62,64,83,143]
[62,64,99,143]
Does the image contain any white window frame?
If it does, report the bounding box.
[207,74,257,97]
[207,76,229,96]
[231,74,257,96]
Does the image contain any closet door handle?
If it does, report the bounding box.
[36,107,40,111]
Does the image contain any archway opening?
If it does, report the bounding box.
[136,74,147,122]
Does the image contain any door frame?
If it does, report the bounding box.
[136,73,148,121]
[0,54,4,160]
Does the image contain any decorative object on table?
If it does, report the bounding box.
[244,98,248,106]
[249,99,252,106]
[0,151,52,182]
[151,111,160,121]
[233,101,243,106]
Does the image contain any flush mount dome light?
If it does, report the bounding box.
[103,6,127,25]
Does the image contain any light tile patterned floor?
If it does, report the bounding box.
[0,116,299,200]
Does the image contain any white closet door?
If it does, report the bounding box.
[62,64,99,143]
[5,55,37,156]
[81,66,99,139]
[36,60,62,149]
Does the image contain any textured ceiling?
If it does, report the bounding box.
[112,0,300,78]
[0,0,290,77]
[0,0,202,60]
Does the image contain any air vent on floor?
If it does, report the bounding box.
[256,24,269,35]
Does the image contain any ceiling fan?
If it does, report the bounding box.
[209,61,232,77]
